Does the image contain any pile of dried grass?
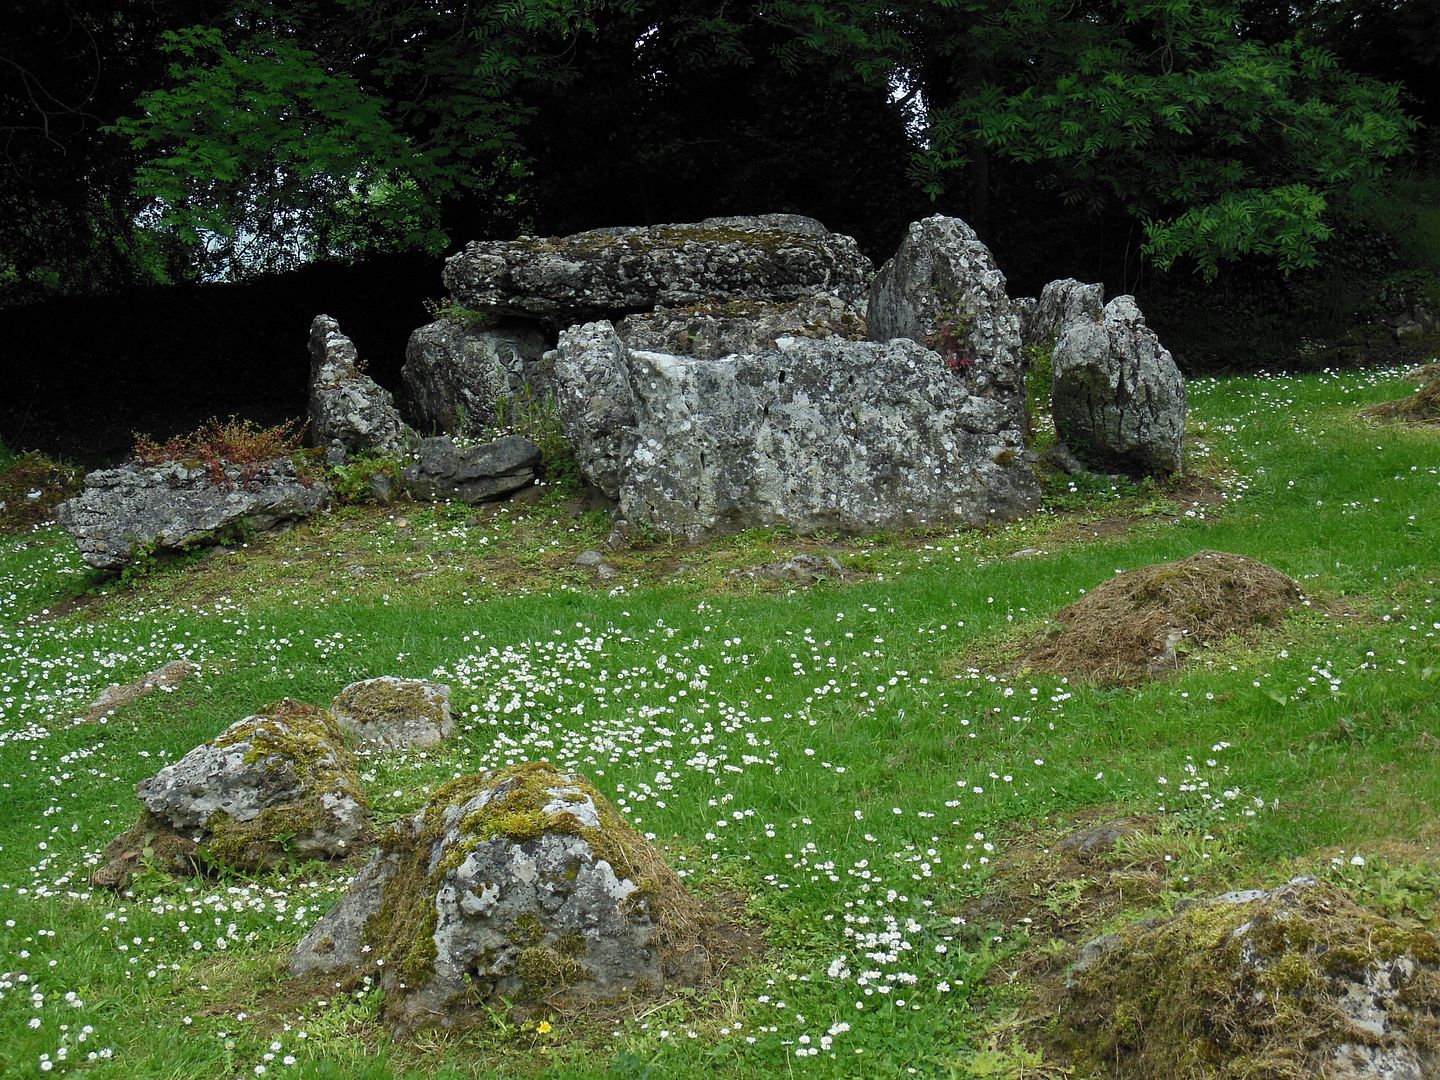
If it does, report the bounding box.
[1025,550,1303,685]
[1365,367,1440,424]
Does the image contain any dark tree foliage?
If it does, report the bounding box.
[0,1,216,303]
[0,0,1426,303]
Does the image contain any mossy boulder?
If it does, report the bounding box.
[331,676,454,749]
[1050,876,1440,1080]
[290,761,709,1031]
[93,700,367,889]
[1025,550,1304,685]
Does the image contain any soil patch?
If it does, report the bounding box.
[1022,550,1304,685]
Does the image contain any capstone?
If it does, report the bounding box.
[442,214,873,327]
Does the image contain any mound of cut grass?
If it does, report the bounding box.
[1365,367,1440,423]
[1024,550,1304,685]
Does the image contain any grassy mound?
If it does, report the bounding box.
[1025,550,1303,684]
[1047,878,1440,1079]
[1365,368,1440,423]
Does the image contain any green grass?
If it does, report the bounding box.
[1,363,1438,1078]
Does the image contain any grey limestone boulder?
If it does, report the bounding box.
[556,323,1039,539]
[867,214,1029,432]
[290,762,708,1031]
[308,315,414,458]
[399,434,541,503]
[1022,278,1105,352]
[617,295,867,358]
[402,318,552,435]
[331,676,454,749]
[1052,295,1186,475]
[442,214,873,327]
[553,322,637,500]
[1061,875,1440,1080]
[56,457,327,572]
[93,700,367,888]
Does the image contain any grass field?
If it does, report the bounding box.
[1,364,1437,1078]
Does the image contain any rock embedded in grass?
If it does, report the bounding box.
[93,700,367,889]
[330,676,453,749]
[290,761,711,1031]
[1051,876,1440,1079]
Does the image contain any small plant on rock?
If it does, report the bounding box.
[133,416,305,488]
[926,295,975,372]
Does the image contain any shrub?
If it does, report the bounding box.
[133,416,305,488]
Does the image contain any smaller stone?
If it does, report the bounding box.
[573,550,606,567]
[290,762,711,1032]
[331,677,454,749]
[594,562,619,583]
[400,435,541,504]
[733,553,845,585]
[93,700,366,888]
[84,659,196,723]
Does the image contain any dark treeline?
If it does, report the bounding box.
[3,1,1438,460]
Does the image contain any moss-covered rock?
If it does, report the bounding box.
[290,761,709,1031]
[331,676,454,749]
[93,700,367,889]
[1049,876,1440,1079]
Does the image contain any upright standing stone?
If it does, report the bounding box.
[868,215,1029,432]
[1051,296,1187,475]
[308,315,414,458]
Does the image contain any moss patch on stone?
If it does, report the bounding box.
[0,450,81,535]
[1044,879,1440,1079]
[1022,550,1304,685]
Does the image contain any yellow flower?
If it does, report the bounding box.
[536,1020,553,1035]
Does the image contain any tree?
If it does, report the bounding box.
[10,0,1422,293]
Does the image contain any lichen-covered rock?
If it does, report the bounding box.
[1055,876,1440,1080]
[553,322,637,500]
[290,762,707,1031]
[1022,278,1106,352]
[308,314,414,458]
[867,215,1029,432]
[93,701,367,888]
[442,214,873,327]
[617,295,867,358]
[1051,295,1187,475]
[556,323,1038,539]
[399,434,541,503]
[331,677,453,749]
[55,458,327,572]
[402,318,551,435]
